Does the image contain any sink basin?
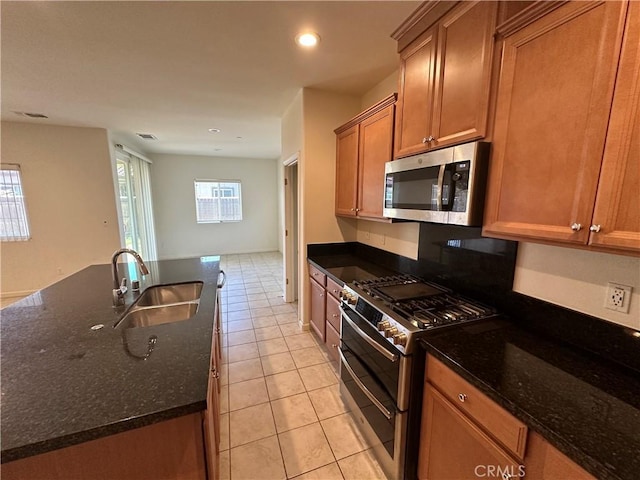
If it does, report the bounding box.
[134,281,203,307]
[115,302,199,329]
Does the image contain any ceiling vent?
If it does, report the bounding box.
[136,133,157,140]
[13,111,48,118]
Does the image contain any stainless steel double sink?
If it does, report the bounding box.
[114,282,204,329]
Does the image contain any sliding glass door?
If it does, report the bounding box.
[115,148,157,260]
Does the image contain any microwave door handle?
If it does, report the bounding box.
[436,164,446,211]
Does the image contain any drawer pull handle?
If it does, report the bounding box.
[458,393,467,403]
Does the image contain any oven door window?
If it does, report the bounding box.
[385,165,450,211]
[340,308,400,404]
[340,346,397,458]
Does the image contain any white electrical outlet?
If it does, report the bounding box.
[605,282,632,313]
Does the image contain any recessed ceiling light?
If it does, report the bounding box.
[295,32,320,48]
[214,148,222,151]
[236,136,243,139]
[208,128,221,133]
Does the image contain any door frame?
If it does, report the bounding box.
[283,152,299,303]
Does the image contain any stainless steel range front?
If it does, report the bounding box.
[338,274,498,480]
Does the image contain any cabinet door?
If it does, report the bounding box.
[418,384,522,480]
[309,277,326,342]
[358,104,394,219]
[325,322,340,363]
[431,1,496,149]
[524,431,595,480]
[483,1,628,245]
[204,323,221,480]
[394,27,437,159]
[590,2,640,253]
[335,124,359,216]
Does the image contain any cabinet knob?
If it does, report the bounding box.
[332,313,338,317]
[426,136,435,142]
[502,474,513,480]
[422,137,428,143]
[355,208,360,212]
[570,223,582,232]
[331,344,338,349]
[350,207,356,211]
[590,224,601,233]
[320,293,324,298]
[211,367,220,379]
[458,393,467,403]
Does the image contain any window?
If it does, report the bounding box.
[0,164,30,241]
[194,180,242,223]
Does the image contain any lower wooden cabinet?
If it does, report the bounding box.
[308,262,343,360]
[420,355,595,480]
[419,383,523,480]
[309,276,326,341]
[1,414,208,480]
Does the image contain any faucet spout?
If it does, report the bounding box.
[111,248,149,306]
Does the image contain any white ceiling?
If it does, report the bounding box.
[1,1,420,160]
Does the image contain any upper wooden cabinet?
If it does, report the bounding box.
[393,1,497,158]
[589,1,640,252]
[335,94,396,220]
[483,1,640,254]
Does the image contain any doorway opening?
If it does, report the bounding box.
[283,153,299,303]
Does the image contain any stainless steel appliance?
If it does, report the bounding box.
[383,141,490,226]
[338,274,497,480]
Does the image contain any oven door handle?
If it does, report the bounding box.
[341,310,398,363]
[339,349,393,420]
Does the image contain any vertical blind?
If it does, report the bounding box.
[0,163,31,241]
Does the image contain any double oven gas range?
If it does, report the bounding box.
[338,274,498,480]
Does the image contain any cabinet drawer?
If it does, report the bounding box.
[427,355,527,459]
[308,264,326,287]
[326,323,340,363]
[326,294,341,331]
[326,277,343,300]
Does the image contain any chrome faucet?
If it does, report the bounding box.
[112,248,150,306]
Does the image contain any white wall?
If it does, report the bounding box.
[514,243,640,330]
[0,122,121,295]
[150,154,279,259]
[361,70,398,111]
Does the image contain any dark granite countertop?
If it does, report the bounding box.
[420,321,640,480]
[1,256,221,463]
[307,246,640,480]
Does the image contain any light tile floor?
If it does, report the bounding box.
[219,252,388,480]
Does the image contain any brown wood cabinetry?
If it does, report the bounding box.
[203,293,222,480]
[589,1,640,252]
[308,262,343,359]
[2,414,207,480]
[393,1,497,158]
[309,274,326,342]
[419,383,523,480]
[420,355,595,480]
[524,431,595,480]
[335,95,395,220]
[483,1,639,254]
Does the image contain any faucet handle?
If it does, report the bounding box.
[112,288,125,306]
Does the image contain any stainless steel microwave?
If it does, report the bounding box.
[383,141,490,226]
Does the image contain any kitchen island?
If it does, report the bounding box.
[1,256,221,474]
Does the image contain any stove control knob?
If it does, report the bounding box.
[393,333,408,346]
[377,320,391,332]
[384,327,399,338]
[346,294,357,305]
